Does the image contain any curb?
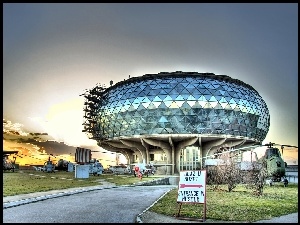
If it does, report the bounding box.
[135,186,177,223]
[3,185,122,209]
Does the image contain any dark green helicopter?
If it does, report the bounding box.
[262,142,298,182]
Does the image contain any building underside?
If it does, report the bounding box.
[97,134,260,175]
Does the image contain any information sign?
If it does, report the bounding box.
[177,170,206,203]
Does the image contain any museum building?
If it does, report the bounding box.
[81,71,270,175]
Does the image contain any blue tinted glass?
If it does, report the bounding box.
[84,73,270,141]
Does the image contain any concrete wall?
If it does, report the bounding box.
[136,176,180,186]
[137,177,170,186]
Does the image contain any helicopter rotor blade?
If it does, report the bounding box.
[281,145,298,148]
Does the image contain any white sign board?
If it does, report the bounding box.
[177,170,206,203]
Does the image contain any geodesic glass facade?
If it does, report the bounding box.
[87,72,270,142]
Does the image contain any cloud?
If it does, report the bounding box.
[3,118,119,167]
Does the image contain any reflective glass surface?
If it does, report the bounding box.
[89,72,270,142]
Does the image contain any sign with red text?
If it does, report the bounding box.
[177,170,206,203]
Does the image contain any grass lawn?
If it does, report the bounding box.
[149,183,298,222]
[3,170,159,196]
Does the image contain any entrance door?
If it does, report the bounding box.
[179,146,201,171]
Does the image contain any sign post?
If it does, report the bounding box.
[176,169,207,222]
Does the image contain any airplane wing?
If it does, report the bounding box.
[3,150,19,156]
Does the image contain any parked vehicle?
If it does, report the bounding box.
[89,159,104,176]
[108,165,131,175]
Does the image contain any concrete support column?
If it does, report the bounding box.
[141,139,150,164]
[169,137,175,175]
[142,138,172,174]
[134,150,143,163]
[202,138,226,158]
[175,148,181,174]
[120,139,147,164]
[126,151,134,165]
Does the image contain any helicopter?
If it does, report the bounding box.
[261,142,298,182]
[42,155,56,173]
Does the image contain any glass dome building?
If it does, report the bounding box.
[82,71,270,175]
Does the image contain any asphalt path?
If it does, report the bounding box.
[3,185,174,223]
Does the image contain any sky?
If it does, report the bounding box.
[3,3,298,166]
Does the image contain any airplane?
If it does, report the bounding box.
[203,142,298,184]
[3,150,18,172]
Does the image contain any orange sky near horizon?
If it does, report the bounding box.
[4,133,298,167]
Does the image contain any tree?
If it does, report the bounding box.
[206,152,241,192]
[253,157,268,196]
[219,153,241,192]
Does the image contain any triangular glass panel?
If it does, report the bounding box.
[199,101,207,108]
[158,94,168,100]
[202,89,212,95]
[192,101,202,108]
[164,101,172,108]
[218,97,227,103]
[175,95,185,101]
[170,89,180,95]
[149,89,159,97]
[175,101,185,107]
[149,83,158,89]
[187,100,196,107]
[137,104,146,111]
[209,96,217,102]
[170,101,179,108]
[204,102,211,108]
[153,102,161,108]
[210,101,218,108]
[187,95,196,101]
[147,95,156,101]
[163,95,173,101]
[220,102,228,109]
[158,102,167,109]
[181,93,190,100]
[133,111,141,118]
[148,102,156,109]
[175,83,184,92]
[225,96,232,102]
[180,103,190,112]
[158,88,169,95]
[213,102,223,109]
[142,102,151,108]
[204,94,212,100]
[199,95,207,101]
[159,116,168,123]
